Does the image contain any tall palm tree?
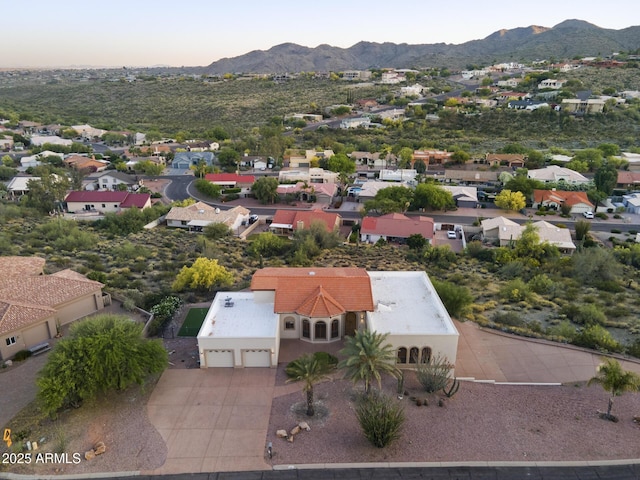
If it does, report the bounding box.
[588,358,640,420]
[338,330,401,395]
[285,353,334,416]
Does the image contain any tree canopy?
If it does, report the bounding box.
[251,177,279,204]
[37,314,167,416]
[494,189,526,211]
[172,257,234,292]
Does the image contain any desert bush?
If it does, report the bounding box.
[13,350,32,361]
[500,278,531,302]
[527,274,554,294]
[572,324,623,353]
[415,354,453,393]
[355,391,405,448]
[431,279,473,318]
[492,311,525,327]
[546,320,577,341]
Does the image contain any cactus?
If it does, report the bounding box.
[397,371,405,395]
[442,377,460,398]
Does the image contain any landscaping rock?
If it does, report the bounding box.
[276,429,288,439]
[298,421,310,431]
[94,441,106,455]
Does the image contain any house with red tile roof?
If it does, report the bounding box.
[485,153,526,168]
[269,209,341,236]
[532,189,594,214]
[617,171,640,189]
[204,173,255,188]
[360,213,434,244]
[63,155,109,172]
[65,191,151,214]
[197,267,458,369]
[0,257,106,361]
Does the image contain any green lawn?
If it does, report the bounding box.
[178,307,208,337]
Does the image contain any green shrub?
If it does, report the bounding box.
[13,350,32,361]
[415,354,453,393]
[492,311,525,327]
[546,320,577,341]
[431,280,474,317]
[572,324,622,353]
[355,392,405,448]
[500,278,531,302]
[528,274,553,294]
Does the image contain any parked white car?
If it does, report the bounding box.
[583,211,594,219]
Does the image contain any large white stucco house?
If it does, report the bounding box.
[197,268,458,369]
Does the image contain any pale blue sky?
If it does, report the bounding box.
[3,0,637,68]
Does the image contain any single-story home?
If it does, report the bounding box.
[270,209,341,236]
[360,213,434,244]
[29,135,73,147]
[63,155,109,173]
[527,166,589,185]
[532,190,594,214]
[6,176,38,198]
[276,182,338,204]
[204,173,255,189]
[197,268,458,369]
[0,257,106,360]
[165,202,250,232]
[481,217,576,253]
[379,169,417,182]
[65,191,151,214]
[356,181,411,202]
[443,169,499,185]
[441,186,479,208]
[172,152,215,169]
[622,193,640,214]
[617,171,640,189]
[485,154,526,168]
[278,168,338,184]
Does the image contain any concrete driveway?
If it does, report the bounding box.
[144,368,275,474]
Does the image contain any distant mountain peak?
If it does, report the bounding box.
[201,20,640,74]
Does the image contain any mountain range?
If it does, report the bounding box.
[201,20,640,74]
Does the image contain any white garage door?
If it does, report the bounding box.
[23,322,50,348]
[204,349,234,367]
[243,349,271,367]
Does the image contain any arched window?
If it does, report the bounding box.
[315,321,327,340]
[397,347,407,364]
[284,316,295,330]
[331,319,339,339]
[302,319,310,339]
[409,347,419,364]
[421,347,432,364]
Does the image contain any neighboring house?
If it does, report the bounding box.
[340,117,372,129]
[84,171,139,191]
[561,98,606,115]
[622,193,640,214]
[6,176,38,198]
[443,169,499,185]
[356,181,411,202]
[276,182,338,204]
[481,217,576,253]
[166,202,250,232]
[71,124,106,140]
[441,186,478,208]
[204,173,255,197]
[532,190,594,214]
[29,135,73,147]
[617,171,640,189]
[65,191,151,214]
[620,153,640,172]
[0,137,14,151]
[172,151,215,169]
[360,213,434,244]
[19,150,64,169]
[0,257,106,361]
[278,168,338,184]
[379,169,417,182]
[197,267,458,369]
[538,79,566,90]
[63,155,108,173]
[527,166,590,185]
[412,150,452,167]
[270,209,341,236]
[485,154,526,168]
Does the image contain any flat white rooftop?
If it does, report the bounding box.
[367,271,458,336]
[197,292,278,339]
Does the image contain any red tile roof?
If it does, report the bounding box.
[271,209,341,232]
[617,171,640,185]
[361,213,434,239]
[0,300,55,336]
[120,193,151,209]
[204,173,255,184]
[251,267,374,314]
[65,191,129,203]
[533,190,593,207]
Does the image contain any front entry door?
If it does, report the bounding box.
[345,312,357,336]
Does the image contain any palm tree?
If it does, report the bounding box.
[285,353,334,416]
[588,358,640,421]
[338,330,401,395]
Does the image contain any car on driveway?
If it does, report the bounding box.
[583,211,594,219]
[447,230,457,239]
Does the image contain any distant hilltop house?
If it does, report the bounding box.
[196,267,459,369]
[538,79,566,90]
[485,153,526,168]
[0,256,107,361]
[71,124,106,140]
[412,150,452,167]
[29,135,73,147]
[65,191,151,214]
[342,70,372,81]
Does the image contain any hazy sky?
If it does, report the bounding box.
[4,0,637,68]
